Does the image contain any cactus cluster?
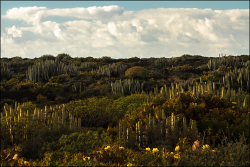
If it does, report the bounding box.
[119,112,199,148]
[71,82,83,93]
[0,67,14,81]
[92,63,128,77]
[154,57,179,68]
[80,62,99,70]
[26,60,78,82]
[155,75,249,109]
[2,102,81,145]
[151,64,249,107]
[207,56,249,70]
[111,79,145,95]
[218,67,250,92]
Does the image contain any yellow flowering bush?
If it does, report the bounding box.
[202,144,210,150]
[175,146,180,152]
[174,153,180,159]
[104,146,111,150]
[152,148,159,153]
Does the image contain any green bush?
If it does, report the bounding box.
[179,135,249,166]
[120,92,249,149]
[125,66,151,79]
[41,129,112,156]
[48,74,70,83]
[111,94,148,122]
[65,97,114,128]
[42,82,64,95]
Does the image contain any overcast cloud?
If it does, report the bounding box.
[1,6,249,58]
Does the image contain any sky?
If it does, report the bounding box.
[1,1,249,59]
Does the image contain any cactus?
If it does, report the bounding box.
[0,67,14,81]
[119,120,122,146]
[111,79,145,95]
[161,111,166,141]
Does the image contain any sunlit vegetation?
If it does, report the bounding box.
[1,54,249,166]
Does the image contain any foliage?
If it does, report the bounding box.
[48,74,70,83]
[128,57,140,62]
[4,78,20,91]
[125,66,151,79]
[22,102,36,112]
[111,78,145,95]
[42,82,64,95]
[120,92,249,148]
[65,97,114,128]
[55,53,72,63]
[177,64,193,72]
[196,73,223,82]
[0,67,14,81]
[178,135,249,166]
[1,54,249,166]
[111,94,148,122]
[39,54,55,61]
[98,56,113,63]
[41,130,112,156]
[12,81,39,92]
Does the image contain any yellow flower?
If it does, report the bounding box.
[146,148,151,151]
[127,162,133,166]
[104,146,111,150]
[175,146,180,152]
[232,102,237,104]
[119,146,124,150]
[174,153,180,159]
[211,150,216,153]
[24,161,29,165]
[152,148,159,153]
[170,152,174,155]
[202,144,210,149]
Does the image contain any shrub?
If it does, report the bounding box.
[125,66,150,79]
[179,135,249,166]
[42,82,64,95]
[39,54,55,61]
[48,74,70,83]
[5,78,20,91]
[128,57,140,62]
[55,53,71,63]
[12,81,39,92]
[65,97,114,128]
[41,130,112,156]
[177,64,193,72]
[111,94,148,122]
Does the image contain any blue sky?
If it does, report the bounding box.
[2,1,249,27]
[1,1,249,58]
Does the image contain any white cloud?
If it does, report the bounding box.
[6,25,23,37]
[1,6,249,58]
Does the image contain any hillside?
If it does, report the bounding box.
[1,54,249,166]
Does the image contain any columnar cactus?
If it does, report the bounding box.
[119,120,122,146]
[161,111,166,141]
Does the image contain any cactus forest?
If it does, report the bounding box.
[1,53,249,166]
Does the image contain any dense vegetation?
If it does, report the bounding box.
[1,54,249,166]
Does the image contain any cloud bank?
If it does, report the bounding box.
[1,6,249,58]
